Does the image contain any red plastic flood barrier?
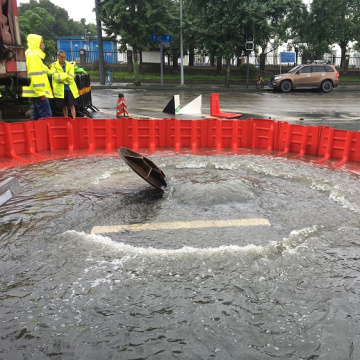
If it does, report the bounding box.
[1,117,360,168]
[276,121,320,157]
[210,93,242,119]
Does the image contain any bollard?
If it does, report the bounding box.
[116,93,129,118]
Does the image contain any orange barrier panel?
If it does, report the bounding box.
[277,122,320,157]
[118,118,164,151]
[33,119,50,152]
[0,121,44,161]
[0,122,6,158]
[1,122,28,161]
[350,131,360,162]
[46,117,74,152]
[210,93,242,119]
[250,118,277,150]
[136,118,161,150]
[89,118,113,153]
[317,127,360,166]
[169,118,205,152]
[75,117,116,153]
[206,118,251,150]
[168,118,194,151]
[23,122,44,158]
[1,117,360,169]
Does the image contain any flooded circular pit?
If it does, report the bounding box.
[1,153,360,359]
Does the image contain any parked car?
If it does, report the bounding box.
[270,63,339,93]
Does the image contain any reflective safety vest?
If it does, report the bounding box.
[22,35,53,98]
[49,60,79,99]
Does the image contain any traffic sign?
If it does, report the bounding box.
[280,52,296,63]
[245,41,254,51]
[246,34,254,42]
[151,35,172,42]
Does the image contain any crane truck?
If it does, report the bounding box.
[0,0,30,120]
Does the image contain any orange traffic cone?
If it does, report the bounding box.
[116,93,129,118]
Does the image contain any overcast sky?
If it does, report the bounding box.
[18,0,97,24]
[17,0,313,25]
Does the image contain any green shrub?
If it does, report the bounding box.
[238,63,257,77]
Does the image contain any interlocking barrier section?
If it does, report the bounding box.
[1,117,360,169]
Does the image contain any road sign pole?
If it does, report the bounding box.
[151,35,172,86]
[246,53,249,89]
[160,42,164,86]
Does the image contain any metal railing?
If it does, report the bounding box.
[66,49,360,69]
[64,50,127,65]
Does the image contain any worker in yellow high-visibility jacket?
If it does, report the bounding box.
[22,34,53,120]
[49,50,79,119]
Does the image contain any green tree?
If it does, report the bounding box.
[254,0,305,70]
[18,0,98,63]
[190,0,251,87]
[298,0,360,67]
[282,1,309,63]
[99,0,175,85]
[165,1,182,70]
[330,0,360,68]
[304,0,337,59]
[166,0,201,70]
[19,7,57,61]
[18,0,95,38]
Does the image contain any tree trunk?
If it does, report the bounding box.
[188,44,194,66]
[301,52,309,64]
[127,50,133,71]
[172,49,179,70]
[260,53,266,71]
[224,58,230,88]
[132,47,140,85]
[340,42,348,69]
[139,49,143,72]
[216,57,222,74]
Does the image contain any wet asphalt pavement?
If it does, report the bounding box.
[89,82,360,131]
[2,82,360,360]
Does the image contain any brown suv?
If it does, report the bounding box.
[271,63,339,93]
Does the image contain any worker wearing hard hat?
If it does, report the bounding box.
[22,34,53,120]
[49,50,79,119]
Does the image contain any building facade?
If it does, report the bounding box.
[55,36,118,64]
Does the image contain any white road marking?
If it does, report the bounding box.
[91,218,271,234]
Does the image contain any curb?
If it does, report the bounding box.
[90,82,360,92]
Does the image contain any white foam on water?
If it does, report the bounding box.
[329,185,360,214]
[64,225,319,261]
[311,181,360,214]
[92,171,113,185]
[65,229,265,256]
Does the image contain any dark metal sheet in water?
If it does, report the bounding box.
[118,147,167,192]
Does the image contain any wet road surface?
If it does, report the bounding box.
[1,83,360,359]
[89,83,360,130]
[1,154,360,359]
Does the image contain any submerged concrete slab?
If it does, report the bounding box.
[91,218,271,234]
[0,177,20,206]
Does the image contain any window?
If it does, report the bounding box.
[312,65,326,73]
[325,65,334,72]
[298,66,311,74]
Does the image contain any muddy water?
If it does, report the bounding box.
[1,153,359,359]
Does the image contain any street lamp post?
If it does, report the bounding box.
[180,0,184,86]
[84,29,90,51]
[95,0,105,85]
